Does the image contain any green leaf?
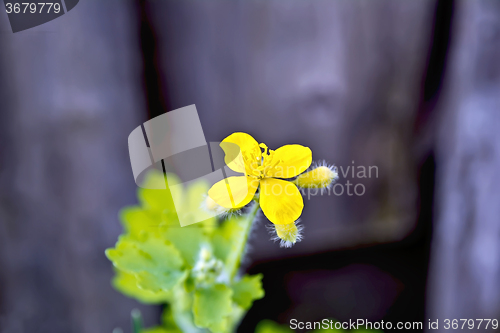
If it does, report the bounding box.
[193,284,233,333]
[255,320,293,333]
[120,172,184,239]
[137,172,178,214]
[231,274,264,309]
[161,181,221,267]
[169,178,218,229]
[186,181,218,230]
[162,227,208,268]
[112,269,171,304]
[105,234,187,293]
[120,207,164,238]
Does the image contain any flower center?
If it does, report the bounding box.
[245,143,282,180]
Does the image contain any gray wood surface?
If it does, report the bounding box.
[3,0,499,331]
[428,0,500,330]
[0,1,157,332]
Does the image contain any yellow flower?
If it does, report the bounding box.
[208,132,312,225]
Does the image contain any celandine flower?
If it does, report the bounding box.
[208,132,312,246]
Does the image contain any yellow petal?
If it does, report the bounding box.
[260,178,303,224]
[208,176,259,209]
[221,132,261,174]
[265,145,312,178]
[219,142,246,174]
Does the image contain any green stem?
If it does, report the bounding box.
[131,309,143,333]
[228,201,261,281]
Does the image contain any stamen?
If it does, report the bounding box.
[259,143,268,155]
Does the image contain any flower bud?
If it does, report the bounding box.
[294,163,338,189]
[272,221,303,248]
[192,247,223,285]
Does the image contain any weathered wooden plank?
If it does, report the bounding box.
[0,1,156,332]
[428,0,500,329]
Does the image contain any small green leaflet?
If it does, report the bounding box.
[231,274,264,309]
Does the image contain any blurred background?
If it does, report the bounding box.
[1,0,500,332]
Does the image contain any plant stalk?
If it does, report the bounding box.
[229,201,260,281]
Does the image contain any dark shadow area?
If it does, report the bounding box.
[417,0,455,130]
[138,0,170,120]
